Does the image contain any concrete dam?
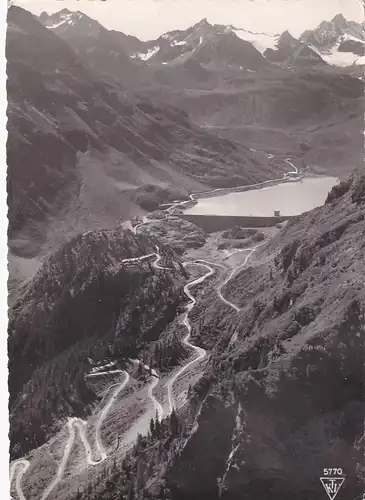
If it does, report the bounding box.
[180,214,292,233]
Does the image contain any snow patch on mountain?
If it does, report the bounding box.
[47,19,68,29]
[310,37,364,67]
[171,39,187,47]
[233,28,279,54]
[42,10,83,30]
[320,49,365,67]
[131,46,160,61]
[342,33,364,43]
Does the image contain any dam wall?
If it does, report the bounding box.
[180,214,292,233]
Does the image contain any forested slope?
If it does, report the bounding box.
[9,229,186,459]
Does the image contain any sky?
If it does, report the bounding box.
[13,0,365,40]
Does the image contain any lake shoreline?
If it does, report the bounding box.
[167,173,303,213]
[182,174,339,218]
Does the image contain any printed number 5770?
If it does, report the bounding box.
[323,468,343,476]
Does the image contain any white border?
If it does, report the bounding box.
[1,0,9,499]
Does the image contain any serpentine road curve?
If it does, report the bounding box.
[10,249,260,500]
[9,460,30,500]
[130,359,164,421]
[217,242,267,312]
[10,158,299,499]
[167,262,215,413]
[10,372,129,500]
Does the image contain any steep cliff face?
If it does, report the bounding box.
[162,166,365,499]
[167,396,237,500]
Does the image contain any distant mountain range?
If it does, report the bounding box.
[7,6,278,290]
[6,6,364,295]
[40,9,364,70]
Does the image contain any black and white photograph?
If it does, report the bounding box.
[5,0,365,499]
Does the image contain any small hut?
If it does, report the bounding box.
[274,210,280,217]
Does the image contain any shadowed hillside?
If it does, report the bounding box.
[7,6,278,291]
[72,166,365,500]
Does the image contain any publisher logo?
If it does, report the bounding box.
[320,469,345,500]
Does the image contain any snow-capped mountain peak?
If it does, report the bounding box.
[40,9,364,70]
[300,14,364,67]
[38,8,143,86]
[129,19,270,70]
[40,9,79,28]
[39,8,103,38]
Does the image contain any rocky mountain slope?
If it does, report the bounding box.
[8,6,276,290]
[36,10,364,176]
[38,8,148,86]
[166,166,365,500]
[8,227,186,459]
[77,166,364,500]
[129,18,270,71]
[143,67,364,174]
[40,14,270,72]
[39,13,274,90]
[8,7,365,500]
[40,11,364,73]
[264,30,325,67]
[300,14,365,67]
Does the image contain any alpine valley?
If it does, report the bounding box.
[7,5,365,500]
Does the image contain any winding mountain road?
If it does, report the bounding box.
[148,370,164,421]
[121,248,171,271]
[130,359,164,421]
[217,244,265,312]
[85,369,124,378]
[9,460,30,500]
[94,373,130,461]
[10,371,129,500]
[10,246,260,500]
[284,158,298,175]
[10,158,299,499]
[167,262,214,413]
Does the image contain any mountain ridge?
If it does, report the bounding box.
[8,6,277,291]
[39,10,365,69]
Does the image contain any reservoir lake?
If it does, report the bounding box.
[184,176,339,217]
